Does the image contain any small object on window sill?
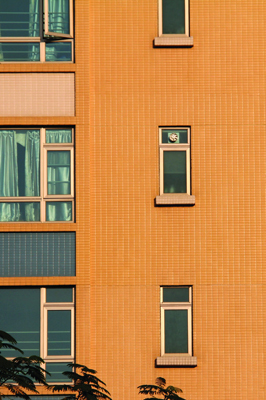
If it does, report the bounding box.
[155,194,195,205]
[154,36,193,47]
[156,356,197,367]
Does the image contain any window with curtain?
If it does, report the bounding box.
[0,0,73,62]
[0,127,74,222]
[0,287,74,383]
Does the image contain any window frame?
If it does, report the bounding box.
[159,127,191,196]
[160,286,192,357]
[0,0,74,63]
[2,286,75,383]
[158,0,190,38]
[0,127,75,223]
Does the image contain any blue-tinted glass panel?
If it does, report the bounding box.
[163,287,189,302]
[46,363,72,383]
[46,42,72,62]
[46,129,72,143]
[0,43,40,61]
[48,151,71,195]
[0,232,76,277]
[162,129,188,144]
[165,309,188,353]
[0,288,40,357]
[48,310,71,356]
[0,202,40,222]
[162,0,185,34]
[48,0,70,35]
[46,288,73,303]
[0,130,40,197]
[46,202,72,221]
[0,0,40,37]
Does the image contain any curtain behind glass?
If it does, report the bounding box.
[29,0,40,60]
[0,130,39,222]
[46,129,72,143]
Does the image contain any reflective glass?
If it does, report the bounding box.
[0,202,40,222]
[162,0,185,34]
[47,151,71,195]
[163,287,189,302]
[46,42,72,62]
[165,309,188,353]
[46,363,72,382]
[0,43,40,61]
[46,201,72,221]
[163,151,186,193]
[48,0,70,35]
[46,129,72,143]
[0,0,40,37]
[0,288,40,357]
[46,288,73,303]
[162,129,188,144]
[0,130,40,197]
[47,310,71,356]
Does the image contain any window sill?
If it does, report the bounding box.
[156,356,197,367]
[154,36,193,47]
[155,194,195,206]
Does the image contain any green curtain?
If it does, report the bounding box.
[48,0,70,34]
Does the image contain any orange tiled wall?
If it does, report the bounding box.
[0,1,265,399]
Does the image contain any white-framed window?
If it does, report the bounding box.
[0,0,74,62]
[154,0,193,47]
[160,286,192,356]
[0,127,74,222]
[0,287,75,383]
[159,127,191,195]
[159,0,189,37]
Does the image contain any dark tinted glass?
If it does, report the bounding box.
[46,363,72,383]
[165,309,188,353]
[162,0,185,34]
[0,288,40,357]
[46,288,73,302]
[163,287,189,302]
[46,42,72,62]
[0,43,40,61]
[47,310,71,356]
[163,151,186,193]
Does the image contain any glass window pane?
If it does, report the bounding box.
[46,363,72,382]
[0,288,40,357]
[48,0,70,35]
[0,130,40,197]
[0,202,40,222]
[47,151,71,195]
[46,288,73,303]
[46,129,72,143]
[162,0,185,34]
[163,287,189,302]
[47,310,71,356]
[46,201,72,221]
[45,42,72,62]
[163,151,186,193]
[162,129,188,144]
[165,309,188,353]
[0,43,40,62]
[0,0,40,37]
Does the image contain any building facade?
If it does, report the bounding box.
[0,1,265,399]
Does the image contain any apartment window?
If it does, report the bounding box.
[0,287,75,382]
[154,0,193,47]
[156,286,197,367]
[0,128,74,222]
[0,0,74,62]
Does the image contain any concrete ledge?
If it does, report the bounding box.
[156,356,197,367]
[154,36,193,47]
[155,194,195,205]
